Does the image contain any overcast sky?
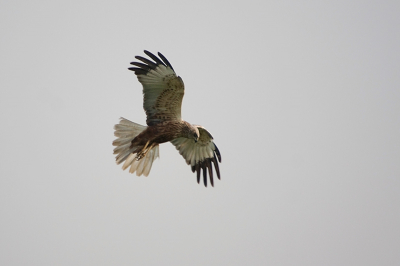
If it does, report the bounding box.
[1,1,399,265]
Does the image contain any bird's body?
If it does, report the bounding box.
[130,120,195,148]
[113,50,221,186]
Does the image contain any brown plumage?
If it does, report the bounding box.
[113,50,221,187]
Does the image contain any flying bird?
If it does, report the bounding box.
[113,50,221,187]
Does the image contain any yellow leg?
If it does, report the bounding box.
[136,141,153,161]
[142,140,150,151]
[143,143,156,156]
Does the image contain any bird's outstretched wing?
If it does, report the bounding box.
[171,126,221,187]
[128,50,184,126]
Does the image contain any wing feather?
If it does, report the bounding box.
[171,126,221,187]
[158,52,174,70]
[134,55,158,68]
[144,50,166,66]
[129,50,184,126]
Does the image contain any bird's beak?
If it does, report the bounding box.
[195,139,198,143]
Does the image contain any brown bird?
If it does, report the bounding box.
[113,50,221,187]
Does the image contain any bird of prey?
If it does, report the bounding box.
[113,50,221,187]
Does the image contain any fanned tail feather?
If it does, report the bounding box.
[113,117,159,176]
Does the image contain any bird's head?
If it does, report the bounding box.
[189,126,200,143]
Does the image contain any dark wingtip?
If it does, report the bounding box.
[127,67,147,75]
[206,159,214,187]
[143,50,165,66]
[202,164,207,187]
[214,144,222,162]
[212,156,221,180]
[191,157,220,187]
[130,62,153,71]
[158,52,174,71]
[196,164,200,184]
[134,55,158,69]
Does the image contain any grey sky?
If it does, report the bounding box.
[1,1,399,265]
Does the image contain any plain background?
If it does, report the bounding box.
[1,1,399,265]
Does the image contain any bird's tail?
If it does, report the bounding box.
[113,117,159,176]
